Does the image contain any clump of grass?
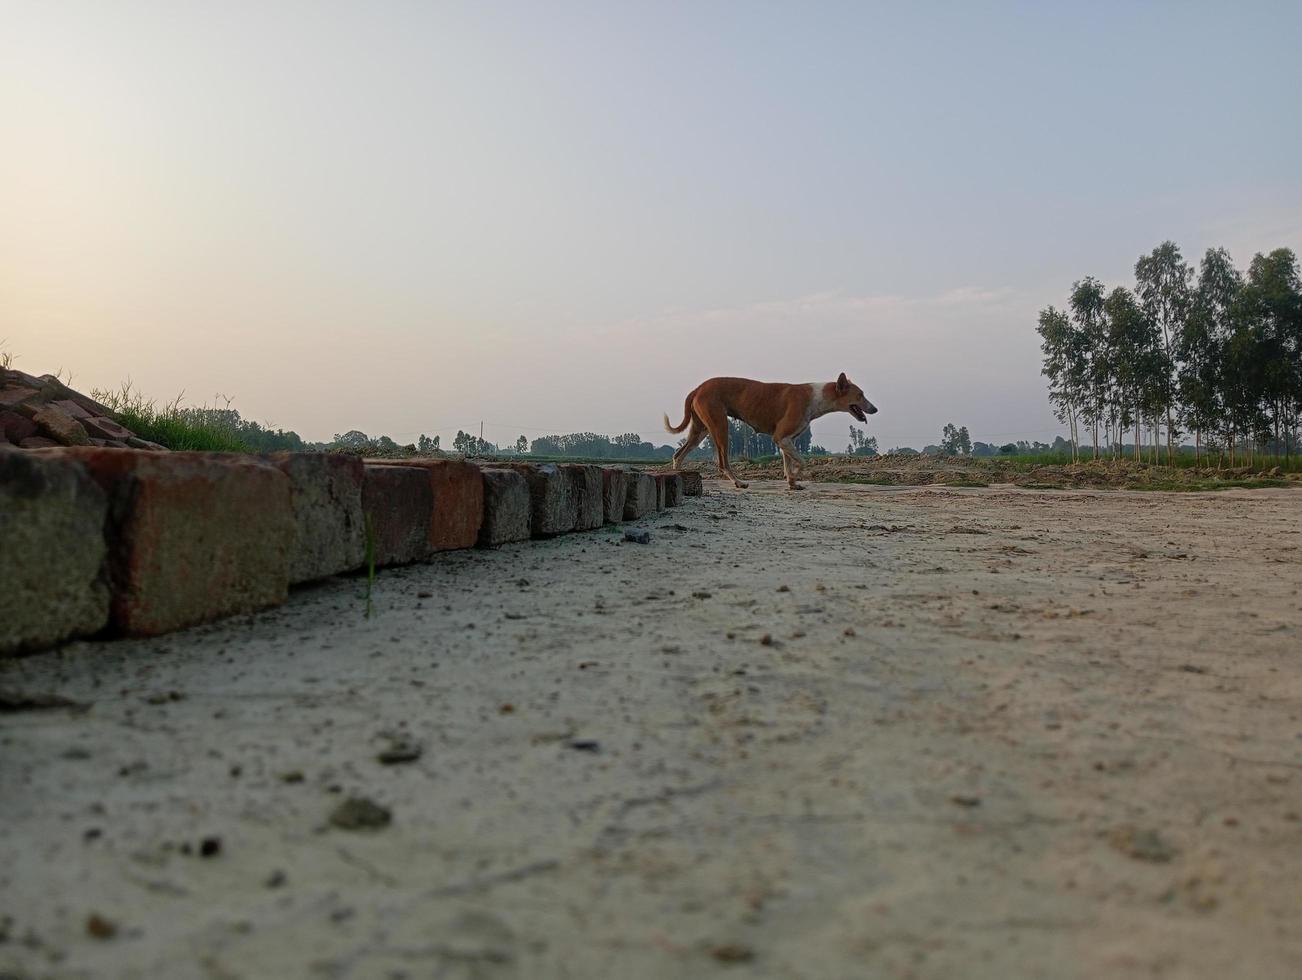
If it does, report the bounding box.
[91,382,250,453]
[940,479,989,488]
[1019,482,1065,490]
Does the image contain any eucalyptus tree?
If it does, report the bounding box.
[1241,249,1301,459]
[1069,277,1109,458]
[1134,242,1192,464]
[1181,248,1240,463]
[1036,306,1083,461]
[1102,285,1153,461]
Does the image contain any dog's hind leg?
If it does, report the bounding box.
[702,408,747,489]
[671,416,707,470]
[774,429,806,490]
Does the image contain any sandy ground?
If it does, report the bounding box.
[2,481,1301,980]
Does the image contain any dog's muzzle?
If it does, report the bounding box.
[849,405,867,422]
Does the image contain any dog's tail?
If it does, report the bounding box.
[664,391,695,434]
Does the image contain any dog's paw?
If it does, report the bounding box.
[733,481,750,489]
[788,482,805,491]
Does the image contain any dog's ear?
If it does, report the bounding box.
[836,372,849,394]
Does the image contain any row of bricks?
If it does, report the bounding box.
[1,448,703,655]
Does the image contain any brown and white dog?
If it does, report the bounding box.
[665,373,877,490]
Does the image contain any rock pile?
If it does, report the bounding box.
[0,369,165,451]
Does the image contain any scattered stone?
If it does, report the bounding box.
[692,591,712,599]
[624,529,651,545]
[843,627,856,637]
[280,770,305,784]
[18,436,60,448]
[759,634,774,646]
[1109,826,1177,862]
[199,836,222,858]
[567,739,601,753]
[86,913,117,940]
[265,870,287,888]
[950,794,981,807]
[377,740,423,765]
[329,796,392,830]
[710,943,754,963]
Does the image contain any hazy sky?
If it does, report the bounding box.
[4,2,1300,449]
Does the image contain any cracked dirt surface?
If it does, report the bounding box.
[2,481,1301,979]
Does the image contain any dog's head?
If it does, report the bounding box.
[832,372,877,423]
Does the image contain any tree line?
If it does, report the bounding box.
[1038,241,1301,465]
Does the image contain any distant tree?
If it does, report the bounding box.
[334,430,371,449]
[515,435,528,453]
[846,426,878,456]
[417,433,440,453]
[939,423,970,455]
[999,443,1018,455]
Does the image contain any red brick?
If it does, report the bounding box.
[19,437,59,448]
[680,471,703,496]
[361,464,435,566]
[364,458,483,551]
[35,447,294,636]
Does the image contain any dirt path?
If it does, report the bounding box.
[3,482,1300,979]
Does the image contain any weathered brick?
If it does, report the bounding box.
[1,449,110,654]
[269,453,366,583]
[501,463,575,536]
[50,399,92,420]
[19,437,59,448]
[364,458,483,551]
[362,464,434,566]
[563,464,604,531]
[623,472,657,520]
[32,404,90,446]
[0,386,37,409]
[659,473,684,507]
[601,468,629,524]
[0,410,38,444]
[680,471,703,497]
[80,415,135,442]
[652,474,667,510]
[478,468,532,547]
[37,448,294,636]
